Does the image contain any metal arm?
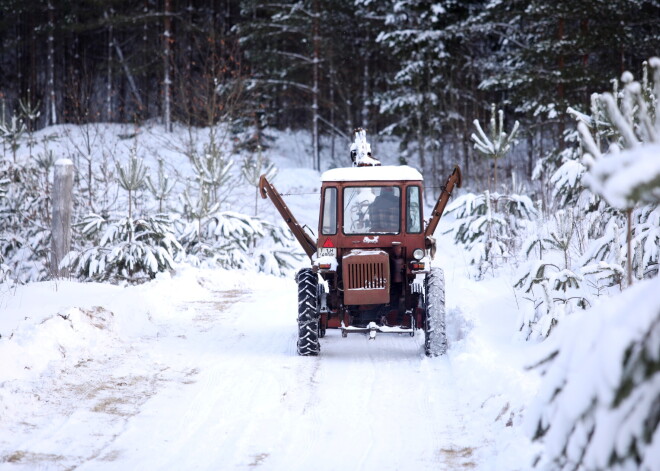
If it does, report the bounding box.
[259,174,318,259]
[424,165,462,238]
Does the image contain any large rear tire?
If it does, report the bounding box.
[296,268,320,356]
[424,267,447,357]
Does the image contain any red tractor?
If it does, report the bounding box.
[260,133,461,356]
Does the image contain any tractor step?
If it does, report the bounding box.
[341,321,415,339]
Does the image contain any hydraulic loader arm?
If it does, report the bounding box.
[424,165,462,238]
[259,174,317,259]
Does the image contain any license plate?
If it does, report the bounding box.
[317,247,337,258]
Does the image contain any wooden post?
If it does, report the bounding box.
[51,159,74,277]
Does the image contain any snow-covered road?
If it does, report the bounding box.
[91,285,470,471]
[1,259,541,470]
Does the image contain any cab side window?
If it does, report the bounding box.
[322,187,337,235]
[406,186,422,233]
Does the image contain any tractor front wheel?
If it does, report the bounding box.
[296,268,321,356]
[424,267,447,357]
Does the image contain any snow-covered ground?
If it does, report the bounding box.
[0,226,543,470]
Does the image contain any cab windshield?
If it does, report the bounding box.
[343,186,401,234]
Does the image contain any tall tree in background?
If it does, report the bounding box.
[238,0,327,169]
[375,0,483,187]
[238,0,392,169]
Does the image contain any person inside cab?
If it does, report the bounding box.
[369,187,400,233]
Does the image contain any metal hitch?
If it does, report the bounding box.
[341,321,415,339]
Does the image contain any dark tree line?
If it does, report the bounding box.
[1,0,658,181]
[0,0,243,126]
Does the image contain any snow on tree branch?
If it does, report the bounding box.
[580,58,660,210]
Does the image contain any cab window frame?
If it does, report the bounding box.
[321,186,338,235]
[406,184,423,234]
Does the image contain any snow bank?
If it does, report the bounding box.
[0,265,260,419]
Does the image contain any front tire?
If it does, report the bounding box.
[424,267,447,357]
[296,268,320,356]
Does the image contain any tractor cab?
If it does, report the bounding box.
[315,166,429,306]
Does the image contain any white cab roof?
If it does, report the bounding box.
[321,165,423,182]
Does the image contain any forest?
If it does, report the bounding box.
[1,0,659,184]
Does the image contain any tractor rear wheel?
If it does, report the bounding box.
[424,267,447,356]
[296,268,320,356]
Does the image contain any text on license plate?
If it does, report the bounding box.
[318,247,337,257]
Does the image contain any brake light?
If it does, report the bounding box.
[319,263,332,270]
[411,262,425,270]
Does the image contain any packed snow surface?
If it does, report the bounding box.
[0,235,542,470]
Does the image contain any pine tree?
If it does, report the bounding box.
[577,59,660,284]
[528,58,660,471]
[146,157,176,213]
[0,157,52,283]
[240,145,277,216]
[471,104,520,191]
[64,149,181,283]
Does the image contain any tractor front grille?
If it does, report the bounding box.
[342,250,390,305]
[346,261,387,290]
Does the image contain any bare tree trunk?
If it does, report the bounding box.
[626,208,633,286]
[361,56,369,129]
[493,157,498,192]
[128,188,133,221]
[112,38,144,112]
[106,10,113,121]
[29,13,37,110]
[312,0,320,171]
[462,83,471,186]
[51,159,74,278]
[557,18,565,101]
[17,13,23,101]
[415,106,426,171]
[329,62,336,162]
[163,0,173,132]
[143,0,150,115]
[527,131,534,179]
[47,1,57,125]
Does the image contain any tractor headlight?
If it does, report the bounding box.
[413,248,424,260]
